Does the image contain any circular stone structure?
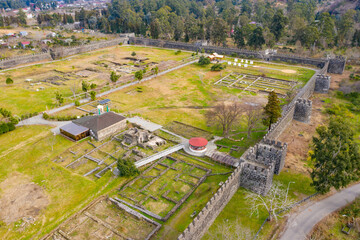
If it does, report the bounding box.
[189,137,208,153]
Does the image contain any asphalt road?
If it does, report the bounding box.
[280,183,360,240]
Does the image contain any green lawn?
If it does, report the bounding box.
[0,46,192,116]
[0,126,127,240]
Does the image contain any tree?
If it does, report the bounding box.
[263,91,281,129]
[134,70,143,81]
[152,66,159,76]
[55,92,64,105]
[247,182,295,222]
[310,117,360,194]
[318,12,335,47]
[207,219,252,240]
[82,81,89,92]
[244,105,263,139]
[5,77,13,84]
[117,159,139,177]
[17,9,26,25]
[69,83,77,98]
[338,10,356,46]
[233,27,246,48]
[90,91,96,101]
[270,9,288,42]
[206,101,242,137]
[110,71,120,83]
[211,18,228,46]
[198,56,210,65]
[211,63,226,71]
[248,27,265,49]
[131,51,136,57]
[150,19,161,39]
[90,83,97,89]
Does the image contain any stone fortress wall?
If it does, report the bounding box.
[0,38,128,69]
[0,52,52,69]
[178,61,330,240]
[128,37,344,74]
[0,36,345,74]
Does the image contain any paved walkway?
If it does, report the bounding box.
[127,116,163,132]
[17,114,71,134]
[135,144,184,168]
[280,183,360,240]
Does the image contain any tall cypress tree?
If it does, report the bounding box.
[263,91,281,129]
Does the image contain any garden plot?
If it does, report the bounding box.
[214,72,298,96]
[44,197,160,240]
[55,130,174,179]
[117,156,211,221]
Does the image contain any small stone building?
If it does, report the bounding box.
[73,112,126,141]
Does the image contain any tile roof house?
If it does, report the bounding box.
[72,112,127,141]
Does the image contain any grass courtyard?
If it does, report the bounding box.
[0,45,192,116]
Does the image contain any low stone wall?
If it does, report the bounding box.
[0,52,52,69]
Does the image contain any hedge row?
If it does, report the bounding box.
[0,122,15,135]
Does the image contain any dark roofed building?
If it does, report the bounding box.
[60,122,89,141]
[73,112,126,141]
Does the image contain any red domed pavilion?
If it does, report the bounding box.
[189,137,208,152]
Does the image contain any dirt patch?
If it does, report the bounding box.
[0,172,49,224]
[278,97,326,174]
[282,69,297,74]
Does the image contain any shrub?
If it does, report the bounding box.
[131,51,136,56]
[74,100,80,106]
[0,122,15,135]
[5,77,13,84]
[43,112,49,119]
[90,91,96,101]
[198,56,211,66]
[211,63,226,71]
[117,159,139,177]
[110,71,120,82]
[90,83,97,89]
[134,70,143,80]
[345,65,353,70]
[175,50,181,55]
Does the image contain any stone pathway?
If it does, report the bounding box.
[127,116,163,132]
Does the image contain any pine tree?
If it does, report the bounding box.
[233,27,246,48]
[263,91,281,129]
[310,117,360,194]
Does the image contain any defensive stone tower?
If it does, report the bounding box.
[314,74,331,93]
[293,98,312,123]
[328,56,346,74]
[240,139,287,195]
